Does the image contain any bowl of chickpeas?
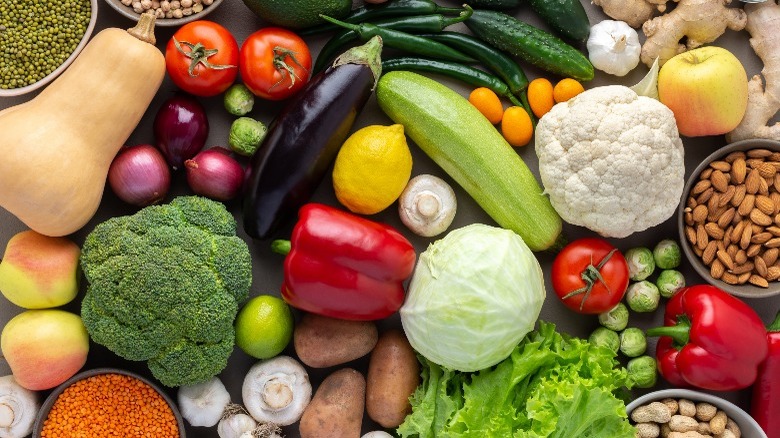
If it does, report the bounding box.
[32,368,185,438]
[0,0,97,97]
[103,0,224,26]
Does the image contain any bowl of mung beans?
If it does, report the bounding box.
[0,0,97,97]
[103,0,224,27]
[679,138,780,299]
[32,368,185,438]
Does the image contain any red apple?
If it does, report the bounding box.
[658,46,748,137]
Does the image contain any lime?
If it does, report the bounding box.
[235,295,294,360]
[332,124,413,215]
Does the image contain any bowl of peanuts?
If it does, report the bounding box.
[32,368,185,438]
[103,0,223,26]
[626,388,766,438]
[680,139,780,298]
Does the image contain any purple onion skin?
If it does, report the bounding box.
[108,144,171,207]
[153,94,209,169]
[185,147,244,201]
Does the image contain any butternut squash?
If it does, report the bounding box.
[0,15,166,236]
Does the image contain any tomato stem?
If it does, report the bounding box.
[562,248,618,311]
[271,46,309,90]
[173,37,237,77]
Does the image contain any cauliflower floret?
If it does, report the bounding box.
[535,85,684,238]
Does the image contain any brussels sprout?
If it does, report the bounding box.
[626,280,660,313]
[625,247,655,281]
[598,303,629,331]
[224,84,255,116]
[626,355,657,388]
[653,239,681,269]
[619,327,647,357]
[589,327,620,354]
[656,269,685,298]
[229,117,267,157]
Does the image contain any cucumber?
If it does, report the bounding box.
[465,9,594,81]
[464,0,519,9]
[527,0,590,42]
[376,71,562,251]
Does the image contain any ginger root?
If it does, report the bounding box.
[727,1,780,143]
[592,0,669,28]
[641,0,747,67]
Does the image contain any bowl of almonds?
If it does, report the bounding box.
[626,389,766,438]
[680,139,780,298]
[103,0,223,26]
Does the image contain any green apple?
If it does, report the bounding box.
[658,46,748,137]
[1,309,89,390]
[0,230,80,309]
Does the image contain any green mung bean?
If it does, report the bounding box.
[0,0,91,89]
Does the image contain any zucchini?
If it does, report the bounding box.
[527,0,590,42]
[464,0,519,9]
[465,9,594,81]
[376,71,562,251]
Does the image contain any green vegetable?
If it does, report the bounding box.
[619,327,647,357]
[626,356,657,388]
[656,269,685,298]
[377,71,562,251]
[626,281,661,313]
[239,0,351,29]
[599,303,629,331]
[465,9,594,81]
[397,321,636,438]
[465,0,519,9]
[653,239,682,269]
[229,117,267,157]
[526,0,590,42]
[399,224,546,372]
[589,327,620,354]
[625,247,655,281]
[223,84,255,116]
[79,196,252,387]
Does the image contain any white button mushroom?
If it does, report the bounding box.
[398,174,457,237]
[242,356,312,427]
[0,375,38,438]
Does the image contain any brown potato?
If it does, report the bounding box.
[366,329,420,428]
[299,368,366,438]
[294,313,378,368]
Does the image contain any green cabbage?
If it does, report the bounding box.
[397,322,636,438]
[400,224,545,372]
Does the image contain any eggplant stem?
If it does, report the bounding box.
[173,37,237,77]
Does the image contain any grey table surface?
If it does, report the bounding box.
[1,0,778,436]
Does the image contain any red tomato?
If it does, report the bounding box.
[551,238,629,314]
[240,28,312,101]
[165,21,239,97]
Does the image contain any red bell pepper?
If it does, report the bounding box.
[646,284,768,391]
[272,203,416,321]
[752,310,780,437]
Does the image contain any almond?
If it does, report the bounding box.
[697,224,709,250]
[770,192,780,214]
[747,243,762,258]
[770,151,780,162]
[710,170,729,192]
[710,259,725,279]
[751,208,773,227]
[692,205,708,223]
[691,179,712,195]
[687,196,698,210]
[751,232,773,244]
[749,275,769,288]
[758,162,777,178]
[732,220,746,243]
[767,266,780,281]
[709,160,731,172]
[731,184,746,207]
[735,249,748,265]
[767,226,780,237]
[684,211,694,226]
[725,151,747,162]
[755,256,768,278]
[722,272,739,285]
[748,158,766,169]
[766,237,780,248]
[716,250,735,271]
[697,187,715,204]
[760,176,770,195]
[702,241,718,265]
[738,194,756,217]
[717,208,735,229]
[774,173,780,193]
[748,148,773,158]
[685,226,697,245]
[763,248,779,266]
[731,262,754,275]
[746,169,761,194]
[704,222,724,240]
[741,224,753,250]
[719,185,736,207]
[731,158,747,184]
[738,272,752,284]
[756,195,775,215]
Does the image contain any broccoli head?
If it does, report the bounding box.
[80,196,252,387]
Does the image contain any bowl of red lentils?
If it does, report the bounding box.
[32,368,185,438]
[103,0,224,27]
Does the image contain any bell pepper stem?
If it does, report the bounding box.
[768,310,780,332]
[271,239,291,256]
[647,318,691,347]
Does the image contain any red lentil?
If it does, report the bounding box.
[40,373,179,438]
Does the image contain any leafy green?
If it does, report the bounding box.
[397,322,636,438]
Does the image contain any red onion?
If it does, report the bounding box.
[154,94,209,169]
[108,144,171,207]
[185,147,244,201]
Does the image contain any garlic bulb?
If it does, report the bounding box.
[218,404,257,438]
[586,20,641,77]
[0,375,38,438]
[178,376,231,427]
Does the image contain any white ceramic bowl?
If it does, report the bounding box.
[626,388,767,438]
[0,0,98,97]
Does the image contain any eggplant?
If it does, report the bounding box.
[153,94,209,169]
[242,36,384,239]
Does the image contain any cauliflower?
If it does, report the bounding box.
[535,85,684,238]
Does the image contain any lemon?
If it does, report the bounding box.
[235,295,293,360]
[332,124,413,215]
